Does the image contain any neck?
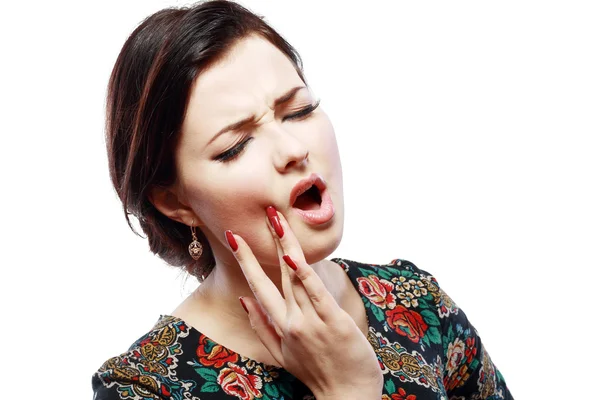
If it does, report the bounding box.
[193,256,334,325]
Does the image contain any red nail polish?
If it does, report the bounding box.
[225,230,238,252]
[266,206,284,238]
[283,254,297,271]
[239,297,248,313]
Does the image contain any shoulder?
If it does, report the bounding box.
[334,257,459,319]
[333,256,439,286]
[91,315,197,399]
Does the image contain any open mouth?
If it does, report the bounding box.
[292,184,322,211]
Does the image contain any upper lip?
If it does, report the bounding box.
[289,173,327,207]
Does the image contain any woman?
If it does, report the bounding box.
[92,1,513,399]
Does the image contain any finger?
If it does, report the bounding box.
[241,296,283,367]
[265,214,306,313]
[282,253,328,319]
[265,213,315,317]
[269,210,339,321]
[227,231,287,332]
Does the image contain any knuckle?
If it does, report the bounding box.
[295,264,312,281]
[335,315,357,337]
[285,318,305,340]
[287,325,303,340]
[309,291,324,304]
[308,286,327,304]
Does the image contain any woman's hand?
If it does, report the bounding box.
[225,206,383,400]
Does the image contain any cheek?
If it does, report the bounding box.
[316,116,343,186]
[313,113,340,160]
[325,132,342,170]
[186,165,271,233]
[188,168,282,266]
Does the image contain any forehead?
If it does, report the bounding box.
[182,35,305,142]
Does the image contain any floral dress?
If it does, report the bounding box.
[91,258,513,399]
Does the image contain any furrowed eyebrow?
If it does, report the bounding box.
[207,85,307,145]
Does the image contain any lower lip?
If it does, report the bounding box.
[292,188,335,225]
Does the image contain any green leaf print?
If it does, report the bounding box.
[427,326,442,344]
[200,381,221,392]
[421,309,441,326]
[399,269,416,278]
[384,378,396,394]
[371,303,385,322]
[264,383,280,398]
[422,334,431,347]
[377,268,393,280]
[418,298,431,310]
[358,267,374,276]
[447,323,455,343]
[194,367,218,382]
[362,296,370,307]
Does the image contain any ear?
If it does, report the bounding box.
[148,184,203,227]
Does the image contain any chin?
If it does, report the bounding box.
[300,211,344,266]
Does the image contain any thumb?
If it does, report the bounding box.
[240,296,284,366]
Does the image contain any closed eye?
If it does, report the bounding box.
[214,100,321,163]
[282,99,321,122]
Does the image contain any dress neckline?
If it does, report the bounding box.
[156,257,373,371]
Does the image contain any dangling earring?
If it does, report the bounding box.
[188,220,203,260]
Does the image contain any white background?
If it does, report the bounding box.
[1,1,598,398]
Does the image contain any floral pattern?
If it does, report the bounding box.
[382,386,418,400]
[217,363,263,399]
[358,275,397,309]
[385,304,429,344]
[92,258,513,399]
[197,334,240,368]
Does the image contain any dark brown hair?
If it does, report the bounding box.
[106,0,307,281]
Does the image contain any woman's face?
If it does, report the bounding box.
[171,34,344,268]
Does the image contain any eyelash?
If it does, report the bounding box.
[215,100,321,163]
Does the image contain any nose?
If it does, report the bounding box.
[272,129,310,173]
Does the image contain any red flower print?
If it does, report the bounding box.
[358,275,397,309]
[382,387,417,400]
[465,336,477,363]
[217,362,263,400]
[385,304,428,343]
[196,334,239,368]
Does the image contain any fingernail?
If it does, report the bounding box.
[266,206,284,238]
[283,254,297,271]
[225,230,238,252]
[239,296,248,313]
